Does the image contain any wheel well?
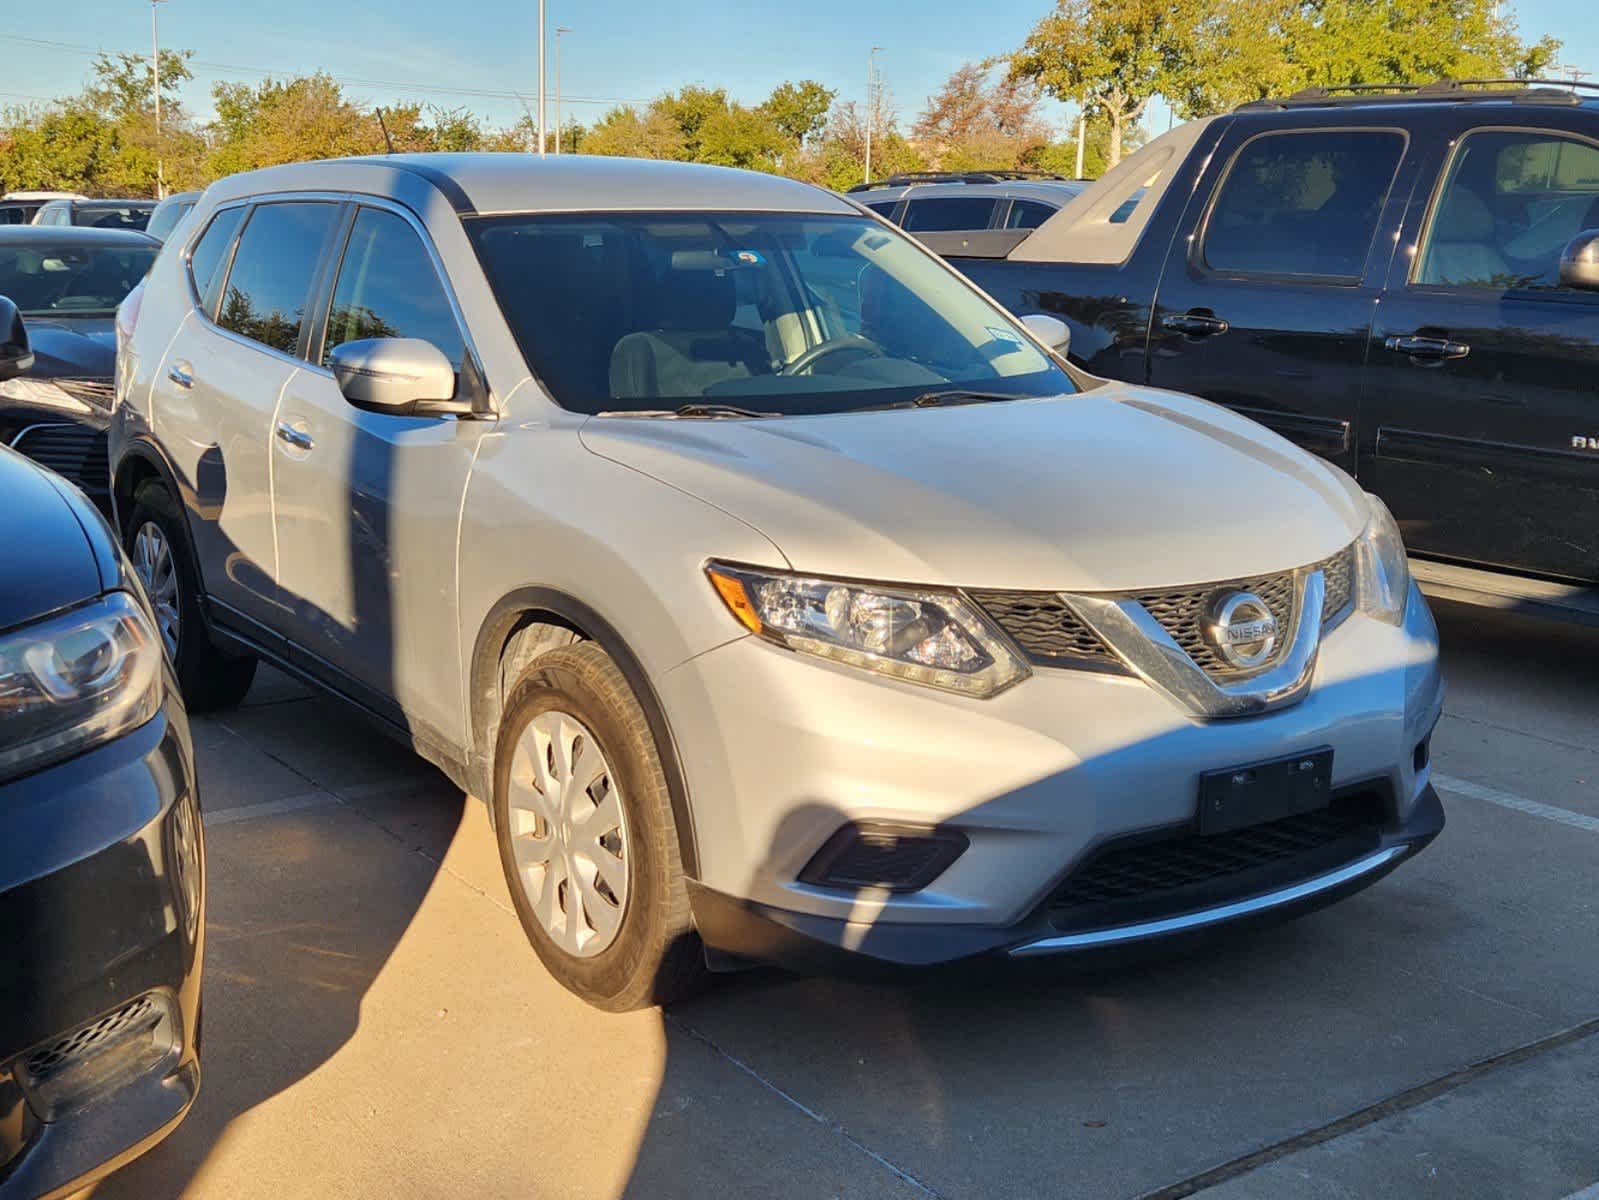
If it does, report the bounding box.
[469,608,589,798]
[113,456,161,533]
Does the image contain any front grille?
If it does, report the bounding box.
[22,995,160,1084]
[11,422,110,494]
[971,544,1358,679]
[1046,796,1383,929]
[53,377,116,409]
[966,589,1119,667]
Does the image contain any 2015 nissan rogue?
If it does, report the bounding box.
[110,155,1444,1010]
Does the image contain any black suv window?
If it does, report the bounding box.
[322,208,464,368]
[188,206,246,315]
[1005,199,1056,230]
[901,196,997,232]
[1203,130,1405,280]
[216,201,339,354]
[1416,129,1599,291]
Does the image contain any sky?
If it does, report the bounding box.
[3,0,1596,140]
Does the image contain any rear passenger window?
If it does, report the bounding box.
[865,201,899,219]
[901,196,997,232]
[216,202,339,354]
[1202,130,1405,280]
[322,208,464,368]
[187,207,245,316]
[1005,199,1057,230]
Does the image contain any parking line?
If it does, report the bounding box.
[205,791,339,826]
[1434,773,1599,835]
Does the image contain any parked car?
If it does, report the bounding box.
[948,80,1599,622]
[0,227,159,511]
[32,199,156,232]
[0,299,203,1199]
[1,193,87,227]
[144,191,201,244]
[113,153,1442,1009]
[849,171,1087,257]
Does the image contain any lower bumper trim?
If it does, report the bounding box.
[1008,844,1408,956]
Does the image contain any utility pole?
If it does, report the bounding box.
[864,45,883,185]
[151,0,166,198]
[555,26,572,154]
[1073,109,1085,179]
[537,0,547,157]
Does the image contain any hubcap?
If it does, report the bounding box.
[131,521,180,659]
[506,711,629,958]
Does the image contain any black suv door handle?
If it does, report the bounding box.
[1385,334,1470,361]
[1162,311,1230,337]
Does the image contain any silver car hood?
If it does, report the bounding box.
[578,385,1368,592]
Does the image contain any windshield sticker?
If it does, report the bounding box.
[987,326,1025,346]
[732,250,765,266]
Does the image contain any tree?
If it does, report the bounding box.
[85,50,192,119]
[581,105,686,160]
[759,80,835,145]
[914,62,1050,170]
[208,75,380,175]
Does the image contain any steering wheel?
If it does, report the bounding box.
[780,333,883,377]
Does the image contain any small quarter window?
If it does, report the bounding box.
[1005,199,1057,230]
[187,207,245,316]
[1202,130,1404,280]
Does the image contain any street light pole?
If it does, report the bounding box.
[536,0,547,157]
[555,26,572,155]
[864,45,883,186]
[151,0,166,198]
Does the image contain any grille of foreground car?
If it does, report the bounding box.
[10,422,110,494]
[970,544,1357,679]
[21,994,159,1084]
[1044,793,1384,932]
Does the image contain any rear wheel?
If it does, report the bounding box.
[125,482,257,712]
[492,641,705,1010]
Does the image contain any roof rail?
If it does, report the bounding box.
[1236,78,1599,111]
[846,169,1076,193]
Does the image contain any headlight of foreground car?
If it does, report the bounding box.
[0,377,89,412]
[706,562,1030,698]
[1356,494,1410,626]
[0,592,163,781]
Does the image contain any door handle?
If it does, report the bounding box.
[1384,334,1470,361]
[167,365,194,388]
[275,422,314,452]
[1161,311,1230,337]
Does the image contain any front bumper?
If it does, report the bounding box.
[662,581,1443,962]
[0,694,203,1200]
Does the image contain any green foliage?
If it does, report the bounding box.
[759,80,836,145]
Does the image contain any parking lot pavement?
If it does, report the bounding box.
[94,600,1599,1200]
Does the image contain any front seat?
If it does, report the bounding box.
[608,268,768,401]
[1421,187,1509,287]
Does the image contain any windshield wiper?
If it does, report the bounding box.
[595,403,778,419]
[906,389,1020,408]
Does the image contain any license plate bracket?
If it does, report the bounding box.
[1198,748,1334,836]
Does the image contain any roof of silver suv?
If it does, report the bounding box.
[203,153,860,217]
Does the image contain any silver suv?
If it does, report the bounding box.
[111,154,1444,1010]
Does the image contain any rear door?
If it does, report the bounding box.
[1364,114,1599,583]
[270,202,487,742]
[1146,115,1420,474]
[151,198,343,632]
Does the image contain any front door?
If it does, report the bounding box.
[271,205,487,744]
[1146,118,1419,475]
[1364,119,1599,583]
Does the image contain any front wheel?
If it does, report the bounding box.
[492,641,705,1011]
[124,482,257,712]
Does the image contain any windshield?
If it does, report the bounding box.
[467,212,1074,416]
[0,241,157,316]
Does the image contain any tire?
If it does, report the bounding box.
[492,641,706,1011]
[125,481,257,713]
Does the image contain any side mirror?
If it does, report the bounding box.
[1559,231,1599,292]
[328,338,461,416]
[0,296,33,382]
[1020,313,1071,356]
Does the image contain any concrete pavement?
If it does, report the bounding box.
[94,602,1599,1199]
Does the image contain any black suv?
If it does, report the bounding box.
[952,81,1599,620]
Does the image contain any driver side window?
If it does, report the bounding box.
[1415,130,1599,291]
[322,208,464,370]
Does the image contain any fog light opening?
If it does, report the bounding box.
[799,822,969,894]
[13,989,181,1122]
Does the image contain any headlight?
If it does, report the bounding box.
[1355,494,1410,626]
[705,562,1029,698]
[0,377,90,413]
[0,592,163,781]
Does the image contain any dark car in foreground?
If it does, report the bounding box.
[0,227,158,511]
[949,79,1599,623]
[0,303,202,1199]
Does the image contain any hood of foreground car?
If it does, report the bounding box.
[579,384,1370,593]
[23,316,116,382]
